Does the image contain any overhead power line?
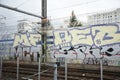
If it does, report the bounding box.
[4,8,117,23]
[48,0,98,12]
[0,3,44,19]
[1,0,98,20]
[16,0,31,8]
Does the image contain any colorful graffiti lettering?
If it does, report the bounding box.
[84,58,108,65]
[53,30,72,47]
[53,24,120,47]
[12,24,120,63]
[13,33,41,47]
[49,24,120,62]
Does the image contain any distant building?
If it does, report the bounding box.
[88,8,120,25]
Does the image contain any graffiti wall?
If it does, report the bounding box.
[47,24,120,65]
[0,31,42,61]
[12,32,42,61]
[0,23,120,65]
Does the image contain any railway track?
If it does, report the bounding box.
[1,61,120,80]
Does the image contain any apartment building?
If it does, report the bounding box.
[88,8,120,25]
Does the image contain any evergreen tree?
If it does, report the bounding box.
[68,11,82,27]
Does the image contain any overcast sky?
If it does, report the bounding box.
[0,0,120,27]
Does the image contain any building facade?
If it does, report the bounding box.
[88,8,120,25]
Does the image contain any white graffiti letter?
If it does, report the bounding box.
[53,30,72,47]
[13,34,31,47]
[29,34,41,46]
[92,25,120,46]
[70,28,93,46]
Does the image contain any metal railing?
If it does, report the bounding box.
[1,55,120,80]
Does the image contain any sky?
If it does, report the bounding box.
[0,0,120,28]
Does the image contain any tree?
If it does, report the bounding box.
[68,11,82,27]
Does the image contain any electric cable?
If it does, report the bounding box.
[48,0,98,12]
[3,0,100,20]
[16,0,31,8]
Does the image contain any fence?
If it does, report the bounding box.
[1,54,120,66]
[0,56,58,80]
[0,55,120,80]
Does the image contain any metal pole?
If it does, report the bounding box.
[41,0,47,62]
[100,57,103,80]
[9,47,11,60]
[17,54,19,80]
[21,47,23,60]
[38,53,41,80]
[54,64,57,80]
[0,56,2,79]
[65,58,67,80]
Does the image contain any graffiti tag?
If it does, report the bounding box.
[13,33,41,47]
[53,24,120,47]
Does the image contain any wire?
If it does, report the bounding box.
[4,10,98,21]
[50,11,96,21]
[3,7,119,26]
[5,14,41,21]
[3,0,98,20]
[2,9,113,27]
[48,0,98,12]
[16,0,31,8]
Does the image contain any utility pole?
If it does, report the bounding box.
[41,0,47,62]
